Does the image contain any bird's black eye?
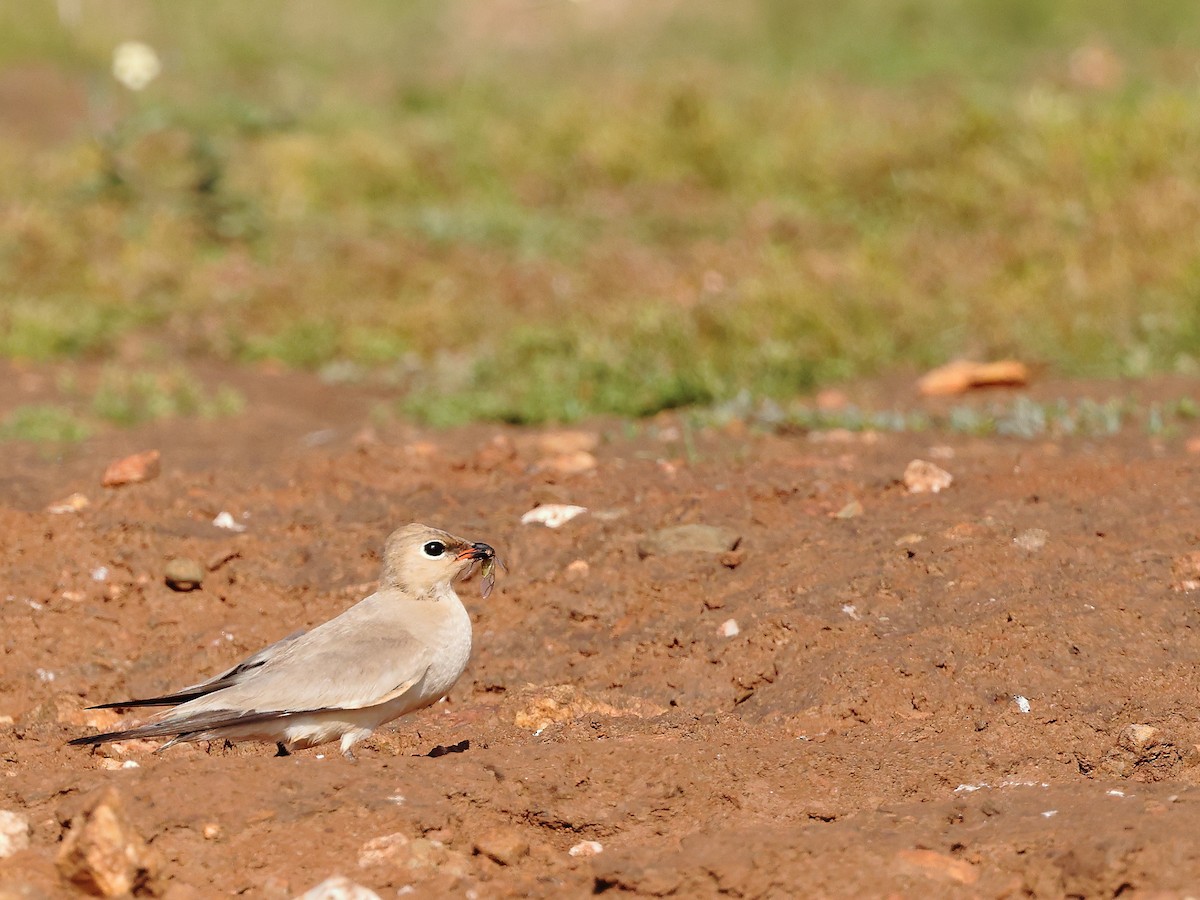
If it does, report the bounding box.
[422,540,446,558]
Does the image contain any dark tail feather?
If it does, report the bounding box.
[67,721,189,747]
[68,708,294,749]
[88,691,210,711]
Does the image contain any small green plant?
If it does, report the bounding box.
[90,368,245,426]
[0,405,90,443]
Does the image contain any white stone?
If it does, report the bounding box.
[520,505,587,528]
[568,840,603,857]
[295,875,382,900]
[0,810,30,858]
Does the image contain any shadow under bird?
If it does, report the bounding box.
[70,523,499,759]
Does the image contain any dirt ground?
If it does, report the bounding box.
[4,365,1200,898]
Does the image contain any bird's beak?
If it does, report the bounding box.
[457,541,495,562]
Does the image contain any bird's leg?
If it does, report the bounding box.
[341,747,358,763]
[275,742,291,757]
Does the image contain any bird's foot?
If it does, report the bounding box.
[275,742,291,757]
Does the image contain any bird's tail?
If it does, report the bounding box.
[68,708,293,749]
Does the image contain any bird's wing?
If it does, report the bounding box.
[88,629,308,710]
[170,597,433,717]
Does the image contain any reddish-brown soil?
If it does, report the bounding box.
[4,367,1200,898]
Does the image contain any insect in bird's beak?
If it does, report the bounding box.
[456,541,495,562]
[456,542,503,598]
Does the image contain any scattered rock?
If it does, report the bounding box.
[164,558,203,592]
[357,833,410,868]
[101,450,161,488]
[202,823,221,840]
[535,450,598,476]
[1118,723,1160,754]
[473,828,530,866]
[895,848,978,885]
[46,492,89,514]
[568,840,603,858]
[1098,724,1198,781]
[719,549,744,569]
[917,359,1029,396]
[356,834,469,878]
[903,459,953,494]
[520,505,588,528]
[537,430,599,456]
[637,524,740,557]
[0,810,30,858]
[1173,551,1200,592]
[295,876,381,900]
[718,619,740,638]
[513,685,664,733]
[1013,528,1049,552]
[56,787,160,897]
[833,500,863,519]
[565,559,590,580]
[211,511,246,532]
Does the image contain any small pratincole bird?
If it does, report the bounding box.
[70,523,499,759]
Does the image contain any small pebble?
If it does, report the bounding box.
[718,618,739,638]
[1013,528,1049,552]
[0,809,31,858]
[102,449,161,487]
[833,500,863,519]
[164,558,204,592]
[521,505,588,528]
[1014,695,1031,714]
[212,511,247,532]
[568,840,603,857]
[904,459,954,494]
[46,492,90,514]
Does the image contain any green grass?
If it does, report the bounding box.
[0,405,90,443]
[2,1,1200,422]
[0,367,244,441]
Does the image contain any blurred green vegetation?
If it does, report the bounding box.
[2,1,1200,423]
[0,366,244,442]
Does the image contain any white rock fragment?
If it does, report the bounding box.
[1013,695,1031,714]
[1013,528,1048,552]
[1041,810,1058,818]
[47,492,90,514]
[569,840,603,858]
[1107,790,1125,797]
[841,604,860,620]
[904,459,954,494]
[212,511,247,532]
[0,810,31,858]
[521,505,587,528]
[91,566,109,582]
[718,618,739,638]
[35,668,56,683]
[296,875,382,900]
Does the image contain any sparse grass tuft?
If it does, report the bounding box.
[0,405,90,443]
[90,367,245,426]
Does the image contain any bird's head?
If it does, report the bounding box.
[381,523,499,598]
